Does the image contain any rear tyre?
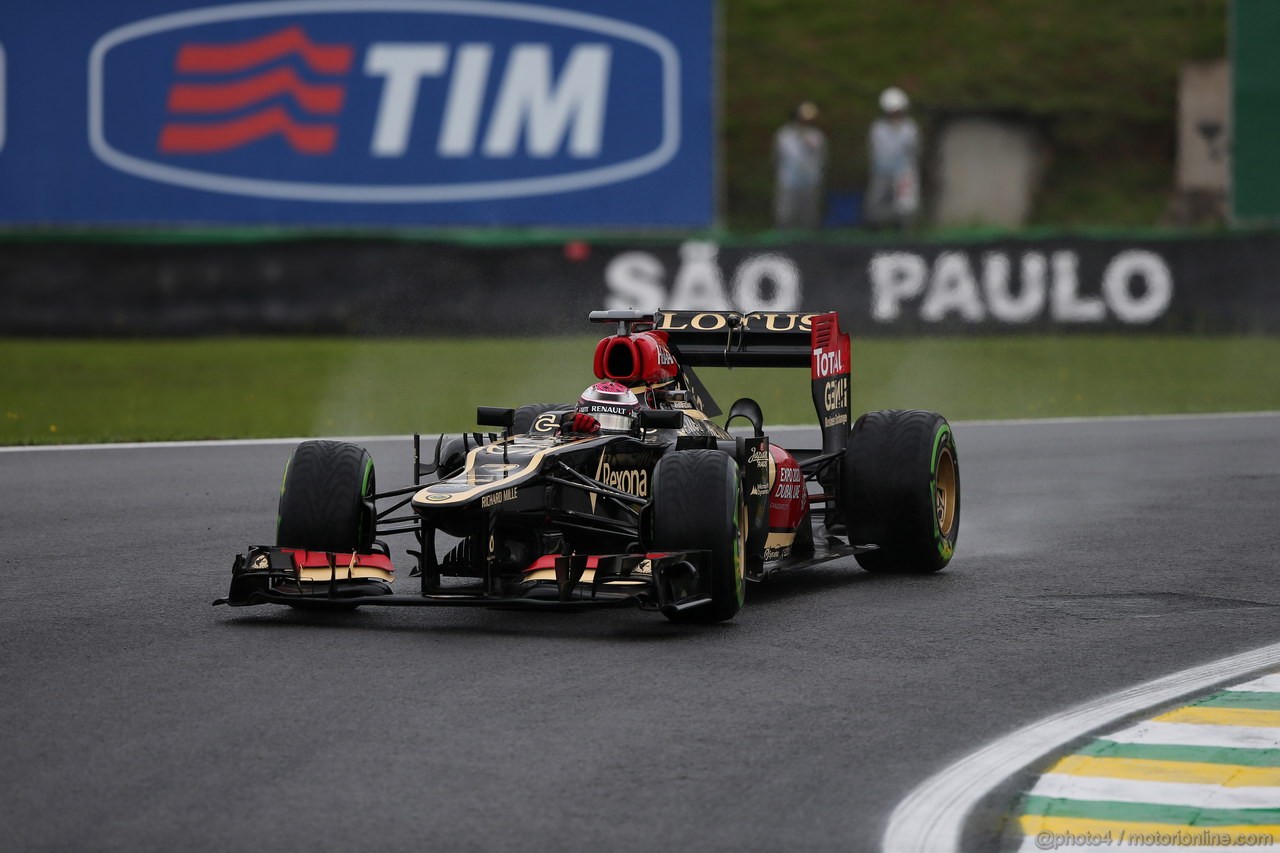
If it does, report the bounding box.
[276,440,377,554]
[844,410,959,573]
[650,450,745,623]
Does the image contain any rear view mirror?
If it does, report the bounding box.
[638,409,683,430]
[476,407,515,430]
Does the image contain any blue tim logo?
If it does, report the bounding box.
[88,2,679,202]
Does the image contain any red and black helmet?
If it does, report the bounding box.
[576,381,641,434]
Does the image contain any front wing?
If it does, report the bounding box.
[215,545,720,618]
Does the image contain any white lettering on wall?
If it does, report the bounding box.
[732,253,801,312]
[1102,250,1174,324]
[869,252,928,321]
[605,242,804,314]
[868,249,1174,325]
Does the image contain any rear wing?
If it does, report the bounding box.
[653,310,851,456]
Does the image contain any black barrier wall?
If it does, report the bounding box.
[2,233,1278,335]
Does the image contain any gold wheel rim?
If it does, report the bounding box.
[935,447,957,537]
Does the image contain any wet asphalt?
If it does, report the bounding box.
[2,413,1278,853]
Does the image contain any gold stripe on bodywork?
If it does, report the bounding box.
[523,568,646,587]
[415,438,590,507]
[294,566,394,583]
[764,531,797,551]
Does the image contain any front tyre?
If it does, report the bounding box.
[276,440,377,554]
[650,450,745,623]
[844,410,959,573]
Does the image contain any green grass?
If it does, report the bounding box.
[723,0,1227,228]
[2,335,1277,445]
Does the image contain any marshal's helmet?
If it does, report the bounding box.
[576,381,641,434]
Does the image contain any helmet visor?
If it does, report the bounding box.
[595,412,635,434]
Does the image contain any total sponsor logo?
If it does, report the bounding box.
[89,2,678,202]
[812,347,845,379]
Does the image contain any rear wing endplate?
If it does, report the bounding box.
[654,310,851,456]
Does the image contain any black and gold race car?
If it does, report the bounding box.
[216,309,960,623]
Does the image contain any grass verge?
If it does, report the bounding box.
[2,335,1278,445]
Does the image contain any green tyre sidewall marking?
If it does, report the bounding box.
[930,423,955,561]
[358,455,374,547]
[733,480,745,608]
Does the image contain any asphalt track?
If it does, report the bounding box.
[2,413,1279,853]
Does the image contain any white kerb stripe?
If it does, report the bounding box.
[882,641,1280,853]
[1227,674,1280,693]
[1103,721,1280,750]
[1031,772,1280,809]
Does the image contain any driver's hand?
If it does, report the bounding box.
[562,412,600,435]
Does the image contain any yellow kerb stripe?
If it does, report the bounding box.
[1021,814,1280,842]
[1154,706,1280,728]
[1049,754,1280,787]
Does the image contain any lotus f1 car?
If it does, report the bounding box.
[216,310,960,623]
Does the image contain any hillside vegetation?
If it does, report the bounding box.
[723,0,1227,228]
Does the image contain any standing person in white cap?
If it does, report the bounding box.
[866,86,921,230]
[773,101,827,229]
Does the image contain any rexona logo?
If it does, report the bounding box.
[89,2,679,202]
[599,459,648,498]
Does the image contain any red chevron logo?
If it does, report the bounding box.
[158,26,350,156]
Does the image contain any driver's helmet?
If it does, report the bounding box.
[577,381,641,434]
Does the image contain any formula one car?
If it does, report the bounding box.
[216,309,960,623]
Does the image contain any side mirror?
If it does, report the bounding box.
[476,407,515,430]
[638,409,684,430]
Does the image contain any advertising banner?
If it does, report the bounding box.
[0,1,713,226]
[4,234,1280,336]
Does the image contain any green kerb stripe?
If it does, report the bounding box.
[1192,691,1280,711]
[1022,795,1280,827]
[1079,739,1280,766]
[1076,740,1280,766]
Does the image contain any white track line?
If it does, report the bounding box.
[0,435,413,453]
[1226,674,1280,693]
[881,640,1280,853]
[3,410,1277,454]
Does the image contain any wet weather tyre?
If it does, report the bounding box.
[844,410,959,573]
[650,450,745,623]
[276,440,377,554]
[513,403,573,435]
